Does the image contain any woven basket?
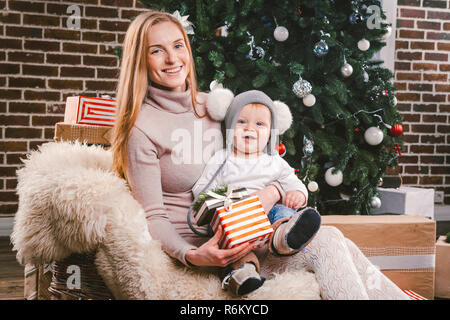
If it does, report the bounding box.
[48,251,114,300]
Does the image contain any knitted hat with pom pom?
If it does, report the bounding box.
[206,89,292,156]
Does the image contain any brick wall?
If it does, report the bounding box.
[0,0,149,216]
[0,0,449,217]
[394,0,450,204]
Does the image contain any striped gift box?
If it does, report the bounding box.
[64,96,117,127]
[210,195,273,249]
[403,290,427,300]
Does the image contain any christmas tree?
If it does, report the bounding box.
[140,0,403,215]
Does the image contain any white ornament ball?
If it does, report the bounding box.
[381,26,392,40]
[358,39,370,51]
[274,26,289,42]
[209,80,223,91]
[307,181,319,192]
[303,94,316,107]
[325,167,343,187]
[370,196,382,209]
[364,127,384,146]
[341,63,353,77]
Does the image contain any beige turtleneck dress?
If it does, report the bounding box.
[126,84,223,266]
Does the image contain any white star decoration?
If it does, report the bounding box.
[172,10,195,35]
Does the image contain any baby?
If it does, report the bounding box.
[192,89,321,296]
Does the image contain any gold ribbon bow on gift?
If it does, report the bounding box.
[205,186,248,212]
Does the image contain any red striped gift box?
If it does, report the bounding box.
[64,96,117,127]
[210,195,273,249]
[403,290,427,300]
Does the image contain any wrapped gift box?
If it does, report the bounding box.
[435,236,450,299]
[194,187,249,226]
[370,186,435,219]
[54,122,113,146]
[64,96,117,127]
[403,290,427,300]
[24,264,53,300]
[210,195,273,249]
[322,215,436,300]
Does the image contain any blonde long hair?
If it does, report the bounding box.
[112,11,203,184]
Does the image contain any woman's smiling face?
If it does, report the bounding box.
[147,21,190,92]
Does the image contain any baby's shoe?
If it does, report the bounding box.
[270,207,321,256]
[222,263,265,296]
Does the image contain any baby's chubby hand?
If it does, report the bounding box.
[284,190,307,210]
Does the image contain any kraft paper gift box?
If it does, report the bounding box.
[64,96,117,127]
[194,187,249,226]
[370,186,435,219]
[54,122,113,146]
[24,264,53,300]
[210,195,273,249]
[435,236,450,299]
[322,215,436,300]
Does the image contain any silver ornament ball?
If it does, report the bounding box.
[274,26,289,42]
[292,79,312,98]
[254,46,265,59]
[307,181,319,192]
[341,63,353,77]
[370,196,382,208]
[313,40,329,57]
[364,126,384,146]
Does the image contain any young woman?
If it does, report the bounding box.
[112,10,409,300]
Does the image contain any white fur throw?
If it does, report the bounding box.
[11,141,320,300]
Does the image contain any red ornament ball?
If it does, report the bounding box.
[277,142,286,157]
[389,124,403,137]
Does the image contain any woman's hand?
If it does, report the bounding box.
[251,184,281,213]
[185,225,254,267]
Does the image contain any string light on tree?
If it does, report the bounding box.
[370,85,390,103]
